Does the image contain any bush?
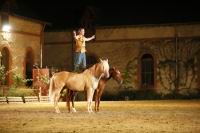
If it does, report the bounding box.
[59,89,67,101]
[117,89,161,100]
[0,89,3,96]
[7,87,37,97]
[0,65,6,85]
[13,73,26,87]
[101,91,120,101]
[75,92,86,101]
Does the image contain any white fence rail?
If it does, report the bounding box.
[0,96,50,103]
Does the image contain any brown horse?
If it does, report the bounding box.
[67,67,123,112]
[49,59,110,113]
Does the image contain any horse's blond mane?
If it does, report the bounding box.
[84,62,102,78]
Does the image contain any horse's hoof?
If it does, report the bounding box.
[72,108,77,113]
[88,110,94,114]
[55,110,61,114]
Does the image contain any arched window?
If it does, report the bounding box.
[141,54,154,88]
[198,53,200,87]
[25,48,34,86]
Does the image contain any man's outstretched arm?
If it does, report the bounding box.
[85,35,95,41]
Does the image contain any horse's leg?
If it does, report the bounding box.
[53,93,57,112]
[66,89,71,113]
[94,89,98,112]
[54,93,61,113]
[87,88,94,113]
[97,84,105,112]
[71,91,77,112]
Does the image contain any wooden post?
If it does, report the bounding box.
[39,87,41,97]
[40,24,46,68]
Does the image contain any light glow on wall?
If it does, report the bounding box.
[2,24,11,32]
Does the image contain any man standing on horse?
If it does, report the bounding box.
[73,28,95,72]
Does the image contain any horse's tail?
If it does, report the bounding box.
[48,76,55,103]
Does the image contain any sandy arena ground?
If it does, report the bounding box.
[0,100,200,133]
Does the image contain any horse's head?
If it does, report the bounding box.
[110,67,123,84]
[100,58,110,78]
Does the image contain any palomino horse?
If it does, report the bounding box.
[49,59,110,113]
[67,67,123,112]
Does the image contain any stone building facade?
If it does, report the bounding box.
[0,12,46,86]
[44,23,200,99]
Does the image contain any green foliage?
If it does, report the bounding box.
[0,89,3,96]
[12,73,34,87]
[101,90,120,101]
[121,58,137,90]
[0,65,6,84]
[13,73,26,87]
[101,86,200,100]
[176,88,200,99]
[159,59,176,68]
[59,88,67,101]
[7,87,36,97]
[117,88,161,100]
[39,75,49,85]
[59,89,86,102]
[75,92,86,101]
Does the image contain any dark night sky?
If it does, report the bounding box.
[0,0,200,31]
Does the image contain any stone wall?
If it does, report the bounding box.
[44,31,73,70]
[44,23,200,99]
[0,13,44,86]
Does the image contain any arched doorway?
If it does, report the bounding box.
[0,47,11,85]
[198,51,200,88]
[25,48,34,87]
[141,54,154,89]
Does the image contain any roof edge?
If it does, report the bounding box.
[0,11,51,26]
